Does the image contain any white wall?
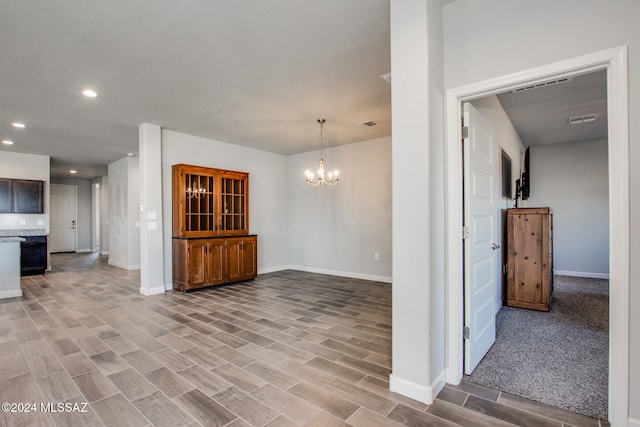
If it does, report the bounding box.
[287,136,392,282]
[51,178,92,252]
[470,96,525,308]
[525,140,609,277]
[160,130,392,288]
[94,176,109,254]
[441,0,638,421]
[161,130,289,288]
[0,151,50,232]
[108,157,140,269]
[389,0,447,403]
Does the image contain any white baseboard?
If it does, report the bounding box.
[108,260,141,271]
[0,289,22,299]
[286,265,392,284]
[628,417,640,427]
[139,285,165,296]
[554,270,609,279]
[100,250,109,255]
[76,248,92,253]
[389,370,446,404]
[258,265,290,275]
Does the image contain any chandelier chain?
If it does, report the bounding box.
[304,118,339,187]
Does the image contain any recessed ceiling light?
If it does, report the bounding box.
[127,152,135,157]
[380,72,391,84]
[2,140,14,145]
[69,170,77,174]
[12,122,26,128]
[82,89,98,98]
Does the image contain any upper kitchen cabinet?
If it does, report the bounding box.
[0,179,44,214]
[0,179,12,213]
[13,180,44,213]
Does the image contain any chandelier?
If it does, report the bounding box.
[305,119,339,187]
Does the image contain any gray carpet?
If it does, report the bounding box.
[465,275,609,420]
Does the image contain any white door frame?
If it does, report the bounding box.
[444,46,629,425]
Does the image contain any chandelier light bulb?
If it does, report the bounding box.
[304,119,340,187]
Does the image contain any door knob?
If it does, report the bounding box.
[491,243,501,250]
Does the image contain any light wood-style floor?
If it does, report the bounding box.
[0,253,609,426]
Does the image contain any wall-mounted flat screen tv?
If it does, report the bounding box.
[521,147,530,200]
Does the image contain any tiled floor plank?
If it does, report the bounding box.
[288,381,359,420]
[427,398,518,426]
[0,253,607,427]
[132,391,195,427]
[463,394,562,427]
[387,403,460,426]
[91,393,149,427]
[212,386,280,425]
[174,389,238,426]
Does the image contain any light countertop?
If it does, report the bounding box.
[0,229,47,237]
[0,237,26,243]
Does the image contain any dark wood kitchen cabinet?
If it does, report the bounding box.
[0,178,44,213]
[13,180,44,213]
[0,178,12,213]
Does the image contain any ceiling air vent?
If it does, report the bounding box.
[512,77,572,93]
[568,113,598,125]
[359,120,377,127]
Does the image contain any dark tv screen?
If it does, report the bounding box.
[521,147,530,200]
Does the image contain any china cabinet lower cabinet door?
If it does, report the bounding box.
[173,236,257,291]
[227,236,257,283]
[206,239,226,285]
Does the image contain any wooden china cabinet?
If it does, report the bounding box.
[172,164,257,291]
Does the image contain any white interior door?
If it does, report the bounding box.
[50,184,77,253]
[463,102,498,374]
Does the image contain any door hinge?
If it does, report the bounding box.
[463,326,470,340]
[462,226,470,240]
[461,126,469,139]
[503,263,508,274]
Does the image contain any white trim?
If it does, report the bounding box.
[389,370,446,404]
[445,46,629,425]
[100,250,109,256]
[107,260,141,270]
[628,417,640,427]
[554,270,610,280]
[0,289,22,299]
[257,265,290,275]
[75,248,92,253]
[287,265,392,284]
[160,266,389,290]
[140,285,165,296]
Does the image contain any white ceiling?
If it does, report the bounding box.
[1,0,392,179]
[497,70,607,147]
[1,1,606,180]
